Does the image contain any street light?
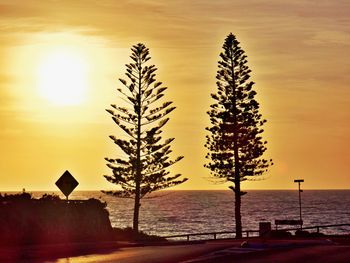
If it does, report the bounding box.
[294,179,304,229]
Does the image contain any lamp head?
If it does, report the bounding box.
[294,179,304,183]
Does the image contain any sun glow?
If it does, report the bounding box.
[37,48,89,105]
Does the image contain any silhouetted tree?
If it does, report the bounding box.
[104,43,187,233]
[205,33,272,238]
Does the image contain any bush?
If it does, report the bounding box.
[0,193,113,246]
[40,193,61,201]
[0,192,32,202]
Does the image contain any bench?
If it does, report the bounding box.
[275,219,303,230]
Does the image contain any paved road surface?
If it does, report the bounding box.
[54,242,237,263]
[2,238,350,262]
[53,239,350,263]
[186,245,350,263]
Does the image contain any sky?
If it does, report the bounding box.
[0,0,349,191]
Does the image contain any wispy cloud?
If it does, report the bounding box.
[306,30,350,46]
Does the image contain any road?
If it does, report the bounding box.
[53,238,350,263]
[54,241,238,263]
[2,238,350,262]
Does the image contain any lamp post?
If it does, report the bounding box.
[294,179,304,230]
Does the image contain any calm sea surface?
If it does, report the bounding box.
[4,190,350,237]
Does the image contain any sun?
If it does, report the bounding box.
[37,48,88,105]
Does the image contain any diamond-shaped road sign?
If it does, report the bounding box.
[55,170,79,199]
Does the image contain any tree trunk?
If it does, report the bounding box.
[133,57,142,235]
[230,46,242,239]
[133,122,141,235]
[133,194,140,234]
[234,183,242,238]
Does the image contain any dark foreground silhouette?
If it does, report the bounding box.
[0,193,166,261]
[0,193,164,244]
[0,193,113,246]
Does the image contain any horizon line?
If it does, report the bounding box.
[2,188,350,193]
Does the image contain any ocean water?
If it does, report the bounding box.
[5,190,350,237]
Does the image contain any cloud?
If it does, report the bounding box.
[0,0,348,52]
[306,30,350,46]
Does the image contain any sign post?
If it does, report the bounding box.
[55,170,79,200]
[294,179,304,230]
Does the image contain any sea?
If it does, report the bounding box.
[3,190,350,238]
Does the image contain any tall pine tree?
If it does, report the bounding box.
[104,43,187,233]
[205,33,272,238]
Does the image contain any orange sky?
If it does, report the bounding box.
[0,0,349,191]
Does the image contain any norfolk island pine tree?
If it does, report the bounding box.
[104,43,187,234]
[205,33,273,238]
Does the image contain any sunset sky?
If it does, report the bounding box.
[0,0,349,191]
